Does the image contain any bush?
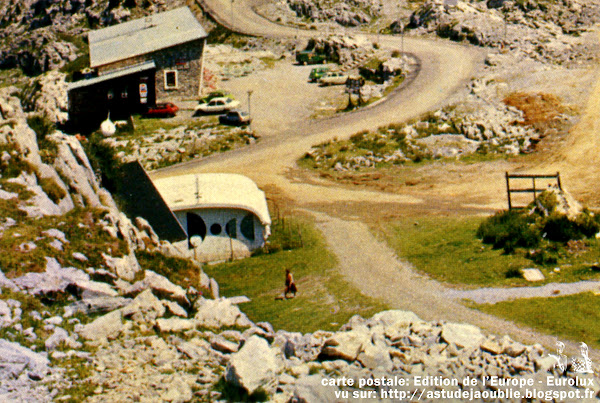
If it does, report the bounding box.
[574,210,600,238]
[83,132,121,192]
[542,214,584,242]
[477,210,541,253]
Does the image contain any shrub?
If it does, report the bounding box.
[505,266,522,278]
[542,214,583,242]
[477,210,541,253]
[83,132,121,192]
[574,210,600,238]
[528,248,558,265]
[531,190,558,215]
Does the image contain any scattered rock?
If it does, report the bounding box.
[441,322,485,350]
[226,335,282,394]
[521,268,545,282]
[77,310,124,341]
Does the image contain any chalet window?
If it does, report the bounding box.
[240,214,255,241]
[164,70,178,90]
[226,219,237,238]
[210,223,222,235]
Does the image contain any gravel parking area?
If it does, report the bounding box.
[217,58,348,137]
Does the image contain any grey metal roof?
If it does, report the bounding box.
[88,7,207,68]
[68,61,156,91]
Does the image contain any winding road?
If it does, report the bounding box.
[151,0,600,358]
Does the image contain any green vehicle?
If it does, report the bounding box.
[309,67,330,82]
[295,50,327,65]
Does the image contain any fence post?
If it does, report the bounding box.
[505,172,512,210]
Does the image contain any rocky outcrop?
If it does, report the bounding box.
[287,0,380,26]
[0,0,189,75]
[407,0,600,64]
[20,71,69,124]
[226,335,283,394]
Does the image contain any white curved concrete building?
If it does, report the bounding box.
[153,173,271,262]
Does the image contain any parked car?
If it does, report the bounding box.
[309,66,330,82]
[198,90,232,104]
[296,50,327,65]
[195,97,240,115]
[144,102,178,118]
[319,71,349,86]
[219,109,251,126]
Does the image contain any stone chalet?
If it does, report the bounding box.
[68,7,207,129]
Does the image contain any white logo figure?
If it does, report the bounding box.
[572,342,594,374]
[548,340,568,373]
[549,340,594,374]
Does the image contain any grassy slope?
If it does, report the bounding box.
[474,292,600,348]
[374,215,600,287]
[203,217,388,334]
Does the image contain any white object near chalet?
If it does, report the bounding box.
[100,115,116,136]
[153,173,271,262]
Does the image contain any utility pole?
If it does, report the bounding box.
[231,0,234,30]
[401,21,405,56]
[247,89,253,132]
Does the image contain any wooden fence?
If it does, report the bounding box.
[505,172,562,210]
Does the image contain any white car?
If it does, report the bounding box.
[195,97,240,114]
[319,71,349,86]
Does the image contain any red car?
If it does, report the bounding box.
[144,102,179,118]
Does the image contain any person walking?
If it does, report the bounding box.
[284,269,297,299]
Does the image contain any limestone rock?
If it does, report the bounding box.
[121,289,166,325]
[78,310,124,341]
[320,327,371,361]
[156,318,197,333]
[290,375,341,403]
[369,310,422,328]
[194,298,253,329]
[441,322,485,350]
[0,339,51,379]
[102,252,142,282]
[521,268,545,282]
[64,297,131,317]
[162,300,188,318]
[226,336,282,394]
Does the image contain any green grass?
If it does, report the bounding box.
[0,205,127,278]
[136,250,207,292]
[203,217,388,333]
[473,293,600,348]
[375,216,600,287]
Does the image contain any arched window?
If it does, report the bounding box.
[187,212,206,239]
[226,219,237,238]
[240,214,255,241]
[187,212,206,248]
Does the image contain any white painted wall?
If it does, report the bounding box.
[173,207,266,262]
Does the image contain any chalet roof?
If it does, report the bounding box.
[88,7,207,68]
[152,174,272,226]
[67,61,156,91]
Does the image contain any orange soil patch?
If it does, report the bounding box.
[503,92,567,132]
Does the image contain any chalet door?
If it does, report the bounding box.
[186,212,206,248]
